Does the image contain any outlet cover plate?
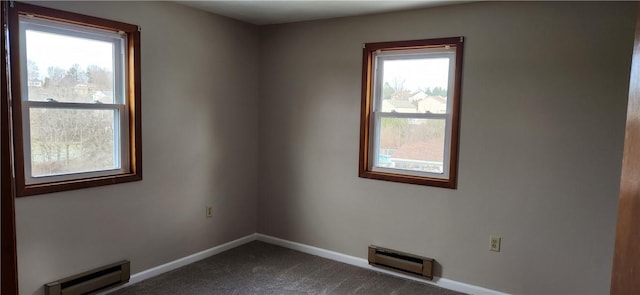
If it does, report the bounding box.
[490,235,501,252]
[206,206,213,217]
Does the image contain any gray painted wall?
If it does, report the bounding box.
[10,1,637,294]
[258,2,635,294]
[15,2,259,294]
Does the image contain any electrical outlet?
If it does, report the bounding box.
[490,235,501,252]
[206,206,213,217]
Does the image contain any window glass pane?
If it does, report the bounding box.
[29,108,118,177]
[377,118,445,174]
[380,58,449,114]
[24,29,116,103]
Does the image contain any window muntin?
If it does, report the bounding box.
[8,2,142,196]
[359,38,463,188]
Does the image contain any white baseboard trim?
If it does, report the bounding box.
[102,233,257,294]
[103,232,507,295]
[255,233,509,295]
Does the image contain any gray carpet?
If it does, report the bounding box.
[110,241,465,295]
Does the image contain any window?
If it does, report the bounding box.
[359,37,463,188]
[6,2,142,196]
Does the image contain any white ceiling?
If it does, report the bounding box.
[178,0,467,25]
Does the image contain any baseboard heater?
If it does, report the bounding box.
[368,245,434,280]
[45,260,130,295]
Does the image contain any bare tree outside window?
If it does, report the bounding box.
[24,29,120,178]
[7,1,141,196]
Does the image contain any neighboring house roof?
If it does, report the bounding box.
[409,91,427,101]
[92,90,114,101]
[386,99,415,109]
[381,99,417,113]
[426,95,446,104]
[391,140,444,162]
[94,90,113,97]
[417,96,447,113]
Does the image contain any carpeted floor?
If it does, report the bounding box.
[110,241,465,295]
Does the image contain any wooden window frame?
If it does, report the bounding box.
[1,1,19,293]
[6,2,142,197]
[358,37,464,188]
